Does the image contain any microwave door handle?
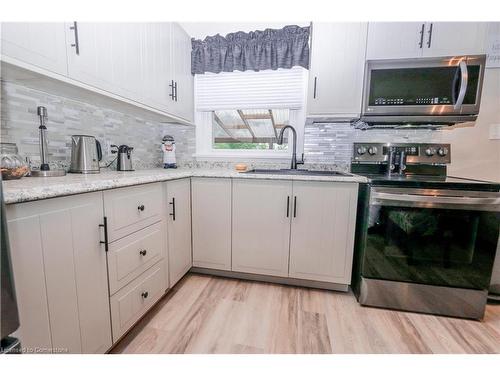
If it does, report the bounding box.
[453,60,468,110]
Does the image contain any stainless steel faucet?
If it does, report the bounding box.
[277,125,304,170]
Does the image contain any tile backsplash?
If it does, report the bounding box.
[304,122,443,168]
[1,80,449,172]
[0,81,196,170]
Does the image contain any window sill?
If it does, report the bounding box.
[193,152,292,162]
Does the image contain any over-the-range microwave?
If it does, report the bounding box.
[360,54,486,127]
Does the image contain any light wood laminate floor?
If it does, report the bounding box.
[111,273,500,354]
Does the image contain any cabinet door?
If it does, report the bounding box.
[422,22,488,57]
[165,178,192,286]
[141,23,174,112]
[307,22,367,118]
[366,22,426,59]
[66,22,115,92]
[192,178,231,270]
[170,23,194,122]
[66,22,142,102]
[7,192,112,354]
[1,22,68,75]
[289,182,358,284]
[232,179,292,277]
[108,23,143,102]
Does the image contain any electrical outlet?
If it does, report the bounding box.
[105,140,112,155]
[489,124,500,140]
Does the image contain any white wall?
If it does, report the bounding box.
[180,22,310,39]
[442,68,500,182]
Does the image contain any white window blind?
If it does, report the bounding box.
[195,67,307,111]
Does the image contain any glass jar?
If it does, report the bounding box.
[0,143,30,180]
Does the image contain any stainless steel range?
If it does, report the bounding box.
[350,142,500,320]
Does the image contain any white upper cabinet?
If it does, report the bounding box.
[141,23,174,113]
[65,22,115,92]
[1,22,68,75]
[170,22,195,123]
[66,22,143,102]
[366,22,427,59]
[421,22,488,57]
[307,22,368,119]
[367,22,488,59]
[2,22,193,123]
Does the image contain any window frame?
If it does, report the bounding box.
[194,107,306,161]
[193,68,308,161]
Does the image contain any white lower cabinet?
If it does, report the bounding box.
[232,179,292,277]
[110,260,167,342]
[165,178,192,286]
[107,221,167,295]
[288,182,358,284]
[7,192,112,354]
[103,183,164,242]
[191,177,232,270]
[231,178,358,284]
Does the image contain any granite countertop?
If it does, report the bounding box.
[2,168,368,204]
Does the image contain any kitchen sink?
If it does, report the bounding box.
[243,169,352,176]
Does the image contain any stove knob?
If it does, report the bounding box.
[438,147,448,157]
[368,146,378,155]
[357,146,367,155]
[425,147,436,156]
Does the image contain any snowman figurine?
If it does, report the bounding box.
[161,135,177,169]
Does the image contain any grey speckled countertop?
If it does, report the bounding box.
[2,168,367,204]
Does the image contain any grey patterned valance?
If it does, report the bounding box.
[191,25,310,74]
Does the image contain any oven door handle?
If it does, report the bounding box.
[371,191,500,211]
[453,60,468,110]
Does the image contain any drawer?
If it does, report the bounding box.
[108,221,166,294]
[104,183,163,242]
[110,260,167,343]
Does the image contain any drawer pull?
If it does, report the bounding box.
[139,249,147,256]
[137,204,145,211]
[141,291,149,299]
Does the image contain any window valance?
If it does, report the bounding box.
[191,25,310,74]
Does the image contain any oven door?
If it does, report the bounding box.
[362,55,486,119]
[362,187,500,290]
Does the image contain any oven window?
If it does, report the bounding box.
[368,66,480,106]
[363,205,499,290]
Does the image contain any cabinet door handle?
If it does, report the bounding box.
[98,216,108,252]
[286,196,290,217]
[174,81,178,102]
[137,204,145,211]
[427,23,433,48]
[169,80,175,101]
[70,21,80,55]
[139,249,147,256]
[293,196,297,218]
[141,291,149,299]
[313,77,318,99]
[418,23,425,48]
[169,197,176,221]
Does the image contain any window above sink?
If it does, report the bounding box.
[194,67,307,160]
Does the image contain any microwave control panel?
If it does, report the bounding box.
[373,97,452,106]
